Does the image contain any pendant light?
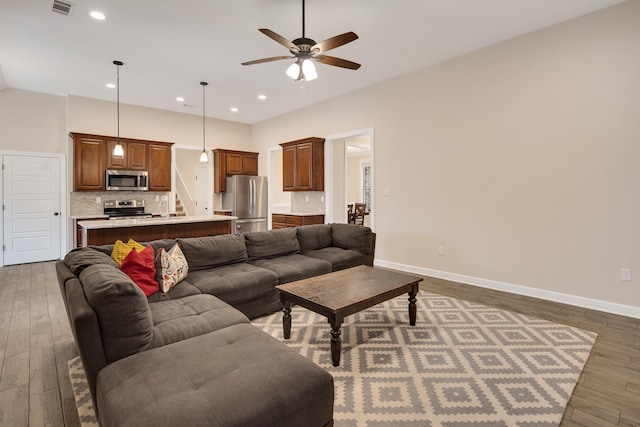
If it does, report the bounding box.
[112,60,125,157]
[199,81,209,163]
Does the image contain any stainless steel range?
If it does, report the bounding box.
[104,199,153,220]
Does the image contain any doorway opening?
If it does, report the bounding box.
[325,128,374,229]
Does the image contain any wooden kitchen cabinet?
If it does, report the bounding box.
[147,143,172,191]
[70,132,173,192]
[73,135,106,191]
[213,149,259,193]
[106,140,147,170]
[279,137,324,191]
[272,213,324,229]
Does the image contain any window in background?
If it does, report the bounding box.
[361,161,371,212]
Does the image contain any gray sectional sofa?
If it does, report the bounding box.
[56,223,375,427]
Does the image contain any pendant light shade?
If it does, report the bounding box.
[200,82,209,163]
[113,60,124,157]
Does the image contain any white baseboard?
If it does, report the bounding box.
[374,259,640,320]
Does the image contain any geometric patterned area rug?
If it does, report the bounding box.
[68,291,597,427]
[252,292,597,427]
[68,356,99,426]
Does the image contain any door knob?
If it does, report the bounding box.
[53,212,60,216]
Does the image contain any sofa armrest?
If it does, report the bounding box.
[63,275,108,409]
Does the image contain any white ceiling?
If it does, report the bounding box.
[0,0,626,124]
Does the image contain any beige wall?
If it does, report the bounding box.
[252,2,640,314]
[67,95,251,150]
[0,88,67,153]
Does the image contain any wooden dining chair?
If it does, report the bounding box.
[353,203,367,225]
[347,204,354,223]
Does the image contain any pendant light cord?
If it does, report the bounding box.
[200,81,208,162]
[116,63,120,143]
[113,60,123,147]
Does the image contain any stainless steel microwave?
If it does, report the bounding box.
[106,170,148,191]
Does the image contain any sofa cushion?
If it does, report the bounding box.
[302,247,367,271]
[251,254,332,284]
[244,227,300,260]
[146,279,201,303]
[79,264,153,364]
[64,247,118,276]
[186,263,278,305]
[178,234,248,271]
[331,223,374,255]
[96,324,334,427]
[296,224,332,251]
[148,294,249,348]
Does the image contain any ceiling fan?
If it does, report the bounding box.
[241,0,361,82]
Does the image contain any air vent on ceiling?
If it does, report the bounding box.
[52,0,74,16]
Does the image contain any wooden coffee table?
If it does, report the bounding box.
[276,265,423,367]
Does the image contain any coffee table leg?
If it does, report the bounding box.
[282,303,292,339]
[330,322,342,367]
[408,291,417,326]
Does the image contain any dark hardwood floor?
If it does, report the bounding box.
[0,261,638,426]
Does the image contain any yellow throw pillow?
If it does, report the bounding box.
[111,239,145,266]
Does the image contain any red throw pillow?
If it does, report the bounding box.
[120,245,159,297]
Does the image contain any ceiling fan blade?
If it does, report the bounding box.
[241,56,293,66]
[259,28,299,52]
[314,55,361,70]
[312,32,358,53]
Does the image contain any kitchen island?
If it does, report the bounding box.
[77,215,236,247]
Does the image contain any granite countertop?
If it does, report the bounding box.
[70,214,108,220]
[272,211,325,216]
[77,214,236,229]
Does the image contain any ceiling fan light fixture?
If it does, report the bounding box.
[302,59,317,81]
[286,62,300,80]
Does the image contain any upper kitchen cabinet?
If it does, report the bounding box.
[279,137,325,191]
[72,134,106,191]
[147,143,172,191]
[106,140,147,170]
[213,149,259,193]
[70,132,173,191]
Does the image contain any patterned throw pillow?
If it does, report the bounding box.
[111,239,146,266]
[157,243,189,293]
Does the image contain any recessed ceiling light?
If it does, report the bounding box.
[176,97,184,102]
[105,83,115,89]
[230,107,239,113]
[258,94,267,100]
[90,11,106,20]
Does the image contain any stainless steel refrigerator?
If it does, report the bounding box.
[222,175,268,233]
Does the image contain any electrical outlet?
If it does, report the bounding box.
[305,196,309,202]
[321,196,324,202]
[155,195,160,202]
[96,196,101,204]
[438,246,445,256]
[620,268,632,281]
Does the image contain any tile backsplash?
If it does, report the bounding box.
[290,192,325,214]
[70,191,171,217]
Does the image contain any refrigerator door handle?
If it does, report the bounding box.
[249,179,253,215]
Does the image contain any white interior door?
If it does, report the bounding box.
[2,155,62,265]
[195,164,210,216]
